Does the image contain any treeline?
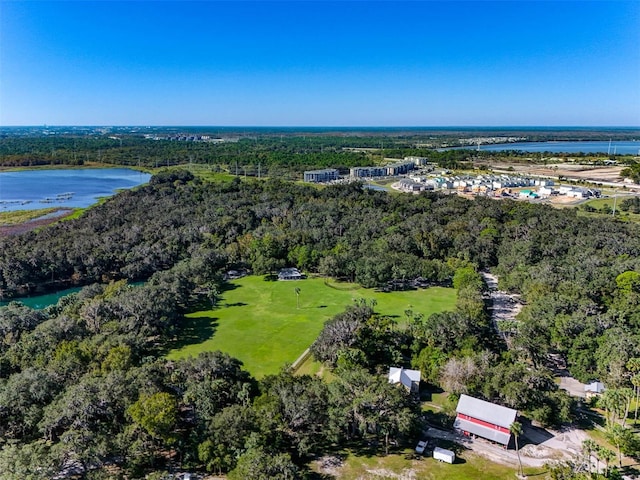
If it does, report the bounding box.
[0,136,372,171]
[3,130,638,172]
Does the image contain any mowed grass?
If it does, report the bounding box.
[166,276,456,378]
[316,449,545,479]
[579,195,640,222]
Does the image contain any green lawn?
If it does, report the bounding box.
[579,195,640,222]
[314,449,545,479]
[166,276,456,378]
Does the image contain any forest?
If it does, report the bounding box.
[1,169,640,478]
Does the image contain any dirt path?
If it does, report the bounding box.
[481,272,522,345]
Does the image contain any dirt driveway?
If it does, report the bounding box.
[424,425,587,469]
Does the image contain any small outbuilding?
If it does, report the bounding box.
[433,446,455,464]
[454,394,517,446]
[388,367,421,393]
[277,268,304,281]
[585,381,605,398]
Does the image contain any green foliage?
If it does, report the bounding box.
[616,270,640,296]
[452,266,484,291]
[198,404,258,473]
[127,392,179,445]
[228,446,299,480]
[327,367,420,450]
[621,162,640,184]
[0,440,58,480]
[2,163,640,476]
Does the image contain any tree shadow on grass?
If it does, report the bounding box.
[164,315,218,353]
[623,465,640,479]
[334,437,396,459]
[220,281,241,292]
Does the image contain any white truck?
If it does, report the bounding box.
[433,446,455,464]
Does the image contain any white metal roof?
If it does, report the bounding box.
[585,381,605,393]
[456,394,517,429]
[388,367,421,389]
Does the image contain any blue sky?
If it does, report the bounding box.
[1,1,639,126]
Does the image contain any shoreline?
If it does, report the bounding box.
[0,208,75,236]
[0,162,153,174]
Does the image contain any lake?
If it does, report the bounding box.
[0,168,151,212]
[455,140,640,155]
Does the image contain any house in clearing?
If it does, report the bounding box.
[388,367,421,393]
[277,268,304,281]
[454,394,517,447]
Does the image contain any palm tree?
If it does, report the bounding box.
[581,439,597,474]
[632,374,640,424]
[619,387,634,427]
[606,423,626,467]
[598,446,615,477]
[510,421,524,478]
[627,356,640,424]
[599,389,621,426]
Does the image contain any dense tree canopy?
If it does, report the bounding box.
[1,170,640,476]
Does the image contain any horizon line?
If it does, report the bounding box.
[2,125,640,129]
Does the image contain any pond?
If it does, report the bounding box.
[0,286,83,309]
[0,281,145,309]
[0,168,151,212]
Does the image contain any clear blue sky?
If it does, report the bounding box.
[1,1,639,126]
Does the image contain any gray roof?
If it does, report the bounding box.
[585,381,605,393]
[456,394,517,429]
[453,417,512,445]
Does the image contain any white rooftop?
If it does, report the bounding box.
[388,367,421,389]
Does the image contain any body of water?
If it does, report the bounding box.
[363,184,387,191]
[0,168,151,212]
[459,140,640,155]
[0,286,82,309]
[1,281,144,309]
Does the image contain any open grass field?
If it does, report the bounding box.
[166,276,456,378]
[312,449,545,479]
[578,195,640,223]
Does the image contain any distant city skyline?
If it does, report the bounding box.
[1,1,639,127]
